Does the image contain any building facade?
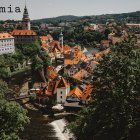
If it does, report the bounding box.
[56,77,70,104]
[0,33,15,55]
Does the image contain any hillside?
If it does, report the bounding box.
[32,11,140,24]
[33,15,80,23]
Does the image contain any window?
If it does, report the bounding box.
[60,96,62,99]
[61,91,63,94]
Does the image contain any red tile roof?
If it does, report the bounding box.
[67,87,83,99]
[40,34,53,41]
[48,66,58,80]
[67,84,93,101]
[73,69,88,81]
[57,77,69,88]
[11,30,37,36]
[0,33,14,39]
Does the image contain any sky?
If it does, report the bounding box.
[0,0,140,20]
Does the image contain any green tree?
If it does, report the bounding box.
[0,80,29,140]
[31,51,51,83]
[0,100,29,140]
[67,41,140,140]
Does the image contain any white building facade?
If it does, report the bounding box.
[0,33,15,55]
[56,77,70,104]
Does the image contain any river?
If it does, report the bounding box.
[20,107,74,140]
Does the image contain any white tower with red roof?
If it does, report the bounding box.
[56,77,70,104]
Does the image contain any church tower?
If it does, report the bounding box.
[59,31,64,53]
[22,4,31,30]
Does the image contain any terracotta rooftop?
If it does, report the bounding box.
[73,69,88,81]
[81,84,93,101]
[0,33,14,39]
[57,77,69,88]
[48,66,58,80]
[67,84,93,101]
[40,35,53,41]
[94,48,110,59]
[11,30,37,36]
[67,87,83,99]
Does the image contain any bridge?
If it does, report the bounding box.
[8,94,31,101]
[8,90,36,101]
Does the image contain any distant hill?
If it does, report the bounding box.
[33,15,80,23]
[32,11,140,24]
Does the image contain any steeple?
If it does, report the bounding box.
[22,2,31,30]
[59,30,64,53]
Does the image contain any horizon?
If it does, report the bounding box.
[0,0,140,21]
[1,10,140,22]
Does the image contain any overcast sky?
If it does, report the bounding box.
[0,0,140,20]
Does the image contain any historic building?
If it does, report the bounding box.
[10,4,37,45]
[11,29,37,44]
[22,5,31,30]
[0,33,15,55]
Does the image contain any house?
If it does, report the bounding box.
[100,40,110,48]
[11,29,37,44]
[72,69,88,82]
[64,46,86,65]
[36,76,70,104]
[84,24,99,31]
[66,84,93,104]
[56,77,70,104]
[64,64,79,77]
[94,48,110,60]
[0,32,15,55]
[47,66,58,80]
[40,35,53,44]
[67,87,83,102]
[126,23,140,28]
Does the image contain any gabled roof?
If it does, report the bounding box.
[57,77,69,88]
[67,87,83,99]
[67,84,93,101]
[81,84,93,101]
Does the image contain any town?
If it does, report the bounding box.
[0,2,140,140]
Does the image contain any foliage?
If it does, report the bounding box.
[67,41,140,140]
[16,42,40,58]
[51,26,105,48]
[0,80,9,99]
[0,100,29,140]
[0,80,29,140]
